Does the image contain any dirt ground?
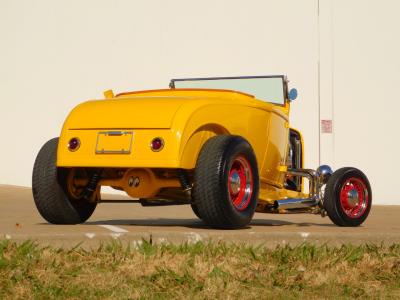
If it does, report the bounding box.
[1,184,399,247]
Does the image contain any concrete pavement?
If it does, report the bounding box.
[1,185,399,247]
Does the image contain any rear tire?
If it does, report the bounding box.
[324,167,372,227]
[190,203,203,220]
[32,138,97,224]
[192,135,259,229]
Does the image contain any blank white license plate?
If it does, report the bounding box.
[95,131,133,154]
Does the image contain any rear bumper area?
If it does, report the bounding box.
[57,129,180,168]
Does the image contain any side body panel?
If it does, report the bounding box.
[177,104,289,188]
[261,111,289,187]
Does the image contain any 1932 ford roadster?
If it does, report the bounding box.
[32,76,372,229]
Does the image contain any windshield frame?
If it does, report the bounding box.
[169,75,288,105]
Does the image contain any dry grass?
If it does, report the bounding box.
[0,239,399,299]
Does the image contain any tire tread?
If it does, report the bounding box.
[193,135,258,229]
[324,167,371,227]
[32,138,96,224]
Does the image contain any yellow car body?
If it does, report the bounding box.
[33,75,372,228]
[57,86,305,209]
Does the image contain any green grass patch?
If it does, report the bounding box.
[0,240,399,299]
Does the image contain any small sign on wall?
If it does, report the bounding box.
[321,120,333,133]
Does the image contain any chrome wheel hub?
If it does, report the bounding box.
[229,171,241,195]
[346,189,359,208]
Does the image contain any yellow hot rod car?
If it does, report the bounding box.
[32,75,372,228]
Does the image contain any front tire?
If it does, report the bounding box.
[32,138,97,224]
[192,135,259,229]
[324,167,372,227]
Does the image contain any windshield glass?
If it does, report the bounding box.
[171,76,286,105]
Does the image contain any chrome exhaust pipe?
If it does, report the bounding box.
[275,168,319,210]
[274,165,333,210]
[287,168,318,197]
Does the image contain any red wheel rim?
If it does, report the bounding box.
[339,177,369,218]
[228,156,253,211]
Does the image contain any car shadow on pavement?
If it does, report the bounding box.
[82,218,335,228]
[85,219,212,229]
[250,219,336,227]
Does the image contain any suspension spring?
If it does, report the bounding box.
[81,169,103,200]
[177,168,192,197]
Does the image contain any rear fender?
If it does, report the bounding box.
[179,124,229,169]
[176,103,270,170]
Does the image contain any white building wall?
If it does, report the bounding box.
[328,0,400,204]
[0,0,398,204]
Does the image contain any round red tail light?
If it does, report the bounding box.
[150,137,164,152]
[68,138,80,151]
